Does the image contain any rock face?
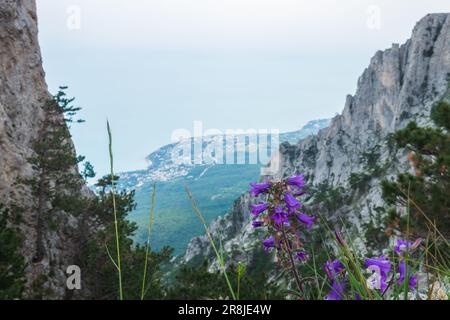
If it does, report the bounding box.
[182,13,450,268]
[0,0,95,298]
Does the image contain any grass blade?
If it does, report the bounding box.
[107,120,123,300]
[140,183,156,300]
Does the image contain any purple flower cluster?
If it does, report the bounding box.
[364,255,417,293]
[249,174,316,263]
[375,238,418,292]
[250,176,422,300]
[324,237,419,300]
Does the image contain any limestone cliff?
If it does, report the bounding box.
[0,0,96,298]
[182,13,450,268]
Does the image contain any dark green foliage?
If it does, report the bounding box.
[0,205,26,299]
[26,87,90,216]
[95,174,120,193]
[81,176,173,299]
[348,172,372,191]
[166,262,283,300]
[310,182,347,212]
[381,100,450,234]
[347,145,384,192]
[360,145,381,168]
[393,122,446,157]
[431,100,450,130]
[81,161,96,181]
[30,89,81,179]
[53,87,85,125]
[27,87,92,206]
[363,220,389,252]
[25,87,91,263]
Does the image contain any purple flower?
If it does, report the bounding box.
[284,192,301,212]
[262,236,275,252]
[287,174,306,189]
[250,203,269,217]
[324,259,345,280]
[250,182,271,197]
[297,213,316,229]
[325,281,346,300]
[394,239,414,255]
[293,190,305,197]
[272,207,288,225]
[365,256,392,293]
[364,256,392,275]
[408,274,417,289]
[296,251,308,262]
[252,220,264,228]
[397,261,417,290]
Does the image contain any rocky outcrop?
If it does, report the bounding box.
[182,13,450,268]
[0,0,95,298]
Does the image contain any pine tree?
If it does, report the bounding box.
[27,87,89,262]
[381,100,450,235]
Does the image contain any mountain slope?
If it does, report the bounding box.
[112,120,330,254]
[181,13,450,268]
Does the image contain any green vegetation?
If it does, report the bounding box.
[310,182,347,212]
[348,144,385,192]
[363,221,390,253]
[25,87,93,263]
[80,174,173,299]
[379,99,450,288]
[166,262,283,300]
[0,205,26,299]
[381,100,450,235]
[81,169,285,300]
[130,165,261,254]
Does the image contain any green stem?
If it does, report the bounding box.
[404,181,411,301]
[107,120,123,300]
[141,183,156,300]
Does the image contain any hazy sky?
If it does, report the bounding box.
[36,0,450,178]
